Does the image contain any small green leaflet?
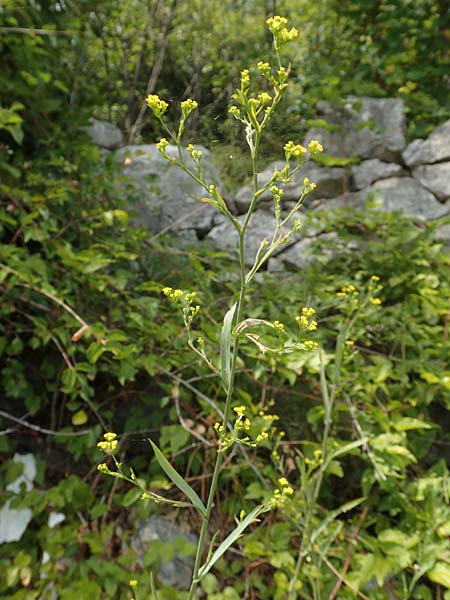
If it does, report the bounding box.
[149,439,206,517]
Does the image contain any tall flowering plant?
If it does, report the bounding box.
[97,16,328,599]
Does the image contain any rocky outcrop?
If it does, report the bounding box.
[116,144,220,236]
[304,97,406,162]
[206,111,450,270]
[87,118,123,149]
[402,120,450,168]
[91,102,449,271]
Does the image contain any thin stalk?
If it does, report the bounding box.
[188,228,248,600]
[188,124,261,597]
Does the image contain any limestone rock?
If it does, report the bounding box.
[233,161,347,214]
[0,454,36,544]
[132,516,197,590]
[305,97,406,162]
[117,144,220,235]
[87,118,123,149]
[276,233,339,270]
[206,210,297,265]
[402,119,450,168]
[315,177,449,221]
[412,162,450,202]
[351,159,405,190]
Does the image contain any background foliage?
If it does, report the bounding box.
[1,1,449,598]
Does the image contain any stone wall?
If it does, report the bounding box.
[90,98,450,269]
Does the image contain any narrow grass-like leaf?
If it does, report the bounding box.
[149,439,206,517]
[198,505,264,579]
[220,302,237,393]
[150,572,158,600]
[309,497,366,548]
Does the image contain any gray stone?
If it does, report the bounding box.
[87,118,123,149]
[206,210,298,266]
[305,97,406,162]
[0,454,36,544]
[276,233,338,270]
[412,162,450,202]
[351,159,405,190]
[132,515,197,590]
[233,161,347,213]
[434,223,450,245]
[117,144,220,235]
[314,177,449,221]
[402,119,450,168]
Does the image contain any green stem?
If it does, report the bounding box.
[188,231,247,599]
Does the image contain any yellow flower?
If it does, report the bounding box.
[181,98,198,117]
[97,432,118,455]
[258,92,272,105]
[257,61,271,78]
[146,94,169,117]
[266,16,288,32]
[284,141,306,161]
[308,139,324,154]
[156,138,169,155]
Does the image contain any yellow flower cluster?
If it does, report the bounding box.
[162,287,184,300]
[273,320,285,333]
[181,98,198,117]
[296,308,317,331]
[269,476,294,508]
[228,105,241,119]
[156,137,169,157]
[308,139,324,154]
[240,69,250,88]
[266,15,288,32]
[336,284,359,298]
[270,186,284,203]
[257,61,271,78]
[258,92,272,105]
[284,140,307,161]
[303,340,318,350]
[187,144,203,161]
[266,16,298,43]
[146,94,168,117]
[97,432,118,455]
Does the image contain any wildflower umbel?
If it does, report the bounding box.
[97,432,118,455]
[146,94,169,118]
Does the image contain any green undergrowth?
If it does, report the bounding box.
[1,142,450,598]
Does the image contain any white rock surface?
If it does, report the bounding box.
[87,118,123,149]
[412,162,450,202]
[0,454,36,544]
[351,159,405,190]
[402,119,450,168]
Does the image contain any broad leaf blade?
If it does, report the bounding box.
[220,302,237,393]
[198,505,264,579]
[149,439,206,517]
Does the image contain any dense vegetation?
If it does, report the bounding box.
[1,1,449,599]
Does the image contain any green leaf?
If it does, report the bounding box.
[149,439,206,517]
[71,409,88,426]
[427,561,450,588]
[198,505,264,579]
[220,302,237,393]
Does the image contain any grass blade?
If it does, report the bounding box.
[198,505,264,579]
[149,439,206,517]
